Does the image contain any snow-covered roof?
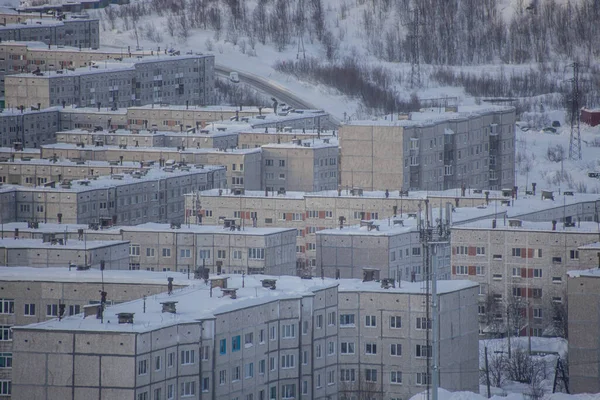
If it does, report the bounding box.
[0,238,128,250]
[41,143,259,155]
[262,137,338,149]
[0,266,192,285]
[347,105,514,127]
[568,267,600,278]
[129,105,274,113]
[99,222,295,236]
[453,218,600,234]
[15,274,477,333]
[3,164,223,193]
[196,188,509,200]
[0,158,143,168]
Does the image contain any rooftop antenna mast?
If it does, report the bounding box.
[567,62,581,160]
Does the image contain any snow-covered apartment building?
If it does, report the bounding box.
[450,191,600,336]
[0,18,99,49]
[0,164,226,225]
[4,54,214,110]
[339,106,516,191]
[187,188,507,274]
[0,267,192,399]
[0,221,298,276]
[10,274,479,400]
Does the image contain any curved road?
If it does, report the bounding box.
[215,64,341,127]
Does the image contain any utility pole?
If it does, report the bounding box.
[419,200,451,400]
[567,62,581,160]
[406,2,423,89]
[484,347,491,398]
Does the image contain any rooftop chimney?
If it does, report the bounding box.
[116,312,134,324]
[161,301,178,313]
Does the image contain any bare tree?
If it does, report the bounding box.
[339,372,381,400]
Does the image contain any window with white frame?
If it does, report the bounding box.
[365,315,376,327]
[129,244,140,256]
[328,341,335,355]
[365,343,377,355]
[391,371,403,384]
[416,344,432,358]
[0,380,9,395]
[390,316,402,328]
[282,324,295,339]
[281,354,295,369]
[138,359,148,375]
[180,350,195,365]
[416,317,431,330]
[219,370,227,385]
[281,384,295,399]
[327,311,336,326]
[248,248,265,260]
[416,372,431,385]
[24,303,35,316]
[341,341,355,354]
[365,368,377,382]
[0,299,14,314]
[179,249,191,258]
[340,313,355,326]
[0,353,12,368]
[391,343,402,356]
[232,365,240,381]
[245,362,254,378]
[340,368,356,382]
[180,381,195,397]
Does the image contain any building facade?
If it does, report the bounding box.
[11,275,479,400]
[0,18,99,49]
[262,138,339,193]
[0,165,227,225]
[451,219,600,336]
[567,268,600,394]
[5,54,214,109]
[339,106,516,191]
[0,267,191,399]
[188,189,505,274]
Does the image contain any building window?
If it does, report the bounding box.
[129,244,140,256]
[137,392,148,400]
[476,246,485,255]
[391,343,402,356]
[199,250,211,259]
[232,366,241,381]
[0,299,14,314]
[416,372,431,385]
[365,315,376,327]
[390,316,402,328]
[533,308,543,319]
[245,332,254,346]
[340,368,356,382]
[476,266,485,276]
[167,384,174,399]
[46,304,58,316]
[217,250,227,259]
[455,265,468,275]
[533,269,543,278]
[341,341,355,354]
[153,388,161,400]
[365,343,377,355]
[365,368,378,382]
[181,350,195,365]
[146,248,155,257]
[570,250,579,260]
[282,324,295,339]
[245,362,254,378]
[340,314,355,326]
[155,355,161,371]
[202,377,210,392]
[167,352,174,367]
[24,303,36,316]
[219,370,227,385]
[269,356,276,371]
[511,248,522,257]
[327,311,336,326]
[248,248,265,260]
[316,314,323,328]
[259,359,266,374]
[270,326,277,340]
[533,288,543,298]
[232,335,241,351]
[416,317,431,330]
[281,384,295,399]
[138,359,148,375]
[180,381,195,397]
[179,249,191,258]
[391,371,403,384]
[281,354,295,369]
[316,344,322,358]
[327,370,335,385]
[162,248,171,257]
[416,344,432,358]
[328,341,335,355]
[0,353,12,369]
[0,380,9,395]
